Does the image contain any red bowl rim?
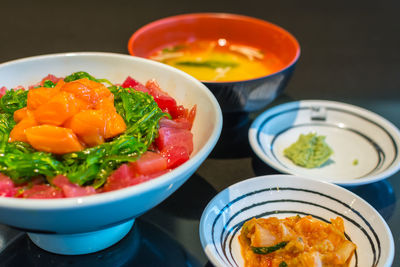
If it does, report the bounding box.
[127,12,301,84]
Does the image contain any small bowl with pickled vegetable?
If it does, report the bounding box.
[128,13,300,113]
[200,175,394,267]
[0,52,222,255]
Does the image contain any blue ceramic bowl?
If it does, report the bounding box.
[128,13,300,113]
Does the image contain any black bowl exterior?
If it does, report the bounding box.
[204,63,296,113]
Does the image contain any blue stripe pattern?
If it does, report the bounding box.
[210,187,380,267]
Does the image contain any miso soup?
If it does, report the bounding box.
[149,39,284,82]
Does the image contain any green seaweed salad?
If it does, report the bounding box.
[0,72,168,189]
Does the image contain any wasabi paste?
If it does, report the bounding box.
[284,133,333,168]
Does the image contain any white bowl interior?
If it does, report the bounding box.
[200,175,394,267]
[249,100,400,186]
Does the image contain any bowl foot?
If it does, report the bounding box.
[27,219,135,255]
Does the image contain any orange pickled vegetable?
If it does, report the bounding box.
[61,78,110,106]
[33,91,81,126]
[76,78,112,99]
[104,112,127,139]
[13,107,30,123]
[27,80,64,110]
[95,97,116,112]
[9,77,126,154]
[239,215,357,267]
[65,110,106,146]
[61,80,95,105]
[75,97,94,111]
[25,125,83,154]
[51,79,66,92]
[9,115,37,142]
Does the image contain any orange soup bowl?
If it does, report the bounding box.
[128,13,300,113]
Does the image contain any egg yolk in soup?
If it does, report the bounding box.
[149,39,284,82]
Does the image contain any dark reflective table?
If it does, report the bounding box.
[1,0,400,266]
[0,220,201,267]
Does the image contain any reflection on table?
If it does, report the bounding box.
[0,219,201,267]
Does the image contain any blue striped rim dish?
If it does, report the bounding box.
[199,175,394,267]
[248,100,400,186]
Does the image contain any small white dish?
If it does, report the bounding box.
[248,100,400,186]
[199,175,394,267]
